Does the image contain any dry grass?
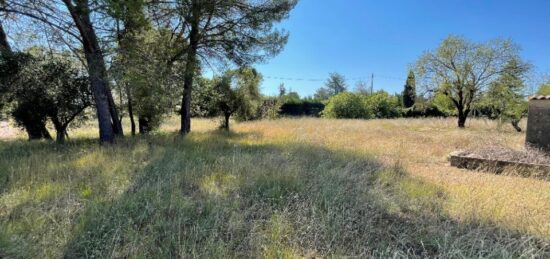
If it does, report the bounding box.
[464,145,550,165]
[0,117,549,258]
[236,118,549,239]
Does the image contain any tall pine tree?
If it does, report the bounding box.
[402,70,416,108]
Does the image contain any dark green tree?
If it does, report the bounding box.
[2,51,92,142]
[402,70,416,108]
[325,72,347,96]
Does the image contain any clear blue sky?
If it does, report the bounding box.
[256,0,550,97]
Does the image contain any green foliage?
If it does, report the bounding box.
[537,78,550,95]
[322,92,372,119]
[279,101,325,117]
[415,35,524,127]
[478,58,529,131]
[402,70,416,108]
[191,77,218,117]
[364,91,402,119]
[211,67,263,129]
[281,91,301,104]
[0,50,91,141]
[431,91,456,116]
[323,91,401,119]
[258,97,282,120]
[112,27,183,133]
[315,72,348,101]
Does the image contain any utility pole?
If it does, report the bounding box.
[370,73,374,94]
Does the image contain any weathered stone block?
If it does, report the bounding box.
[449,151,550,181]
[526,96,550,152]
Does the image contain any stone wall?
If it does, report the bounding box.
[526,97,550,152]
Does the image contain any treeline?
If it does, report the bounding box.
[292,35,549,132]
[0,0,298,143]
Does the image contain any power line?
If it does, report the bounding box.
[263,73,405,83]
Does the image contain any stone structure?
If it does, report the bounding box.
[526,96,550,152]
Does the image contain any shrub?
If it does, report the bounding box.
[279,101,325,117]
[258,97,282,120]
[322,92,372,119]
[364,91,401,119]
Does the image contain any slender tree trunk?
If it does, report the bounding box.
[511,119,522,132]
[180,5,200,135]
[126,85,136,136]
[63,0,123,144]
[222,113,231,131]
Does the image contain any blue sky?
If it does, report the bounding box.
[255,0,550,97]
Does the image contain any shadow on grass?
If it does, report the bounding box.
[0,131,548,258]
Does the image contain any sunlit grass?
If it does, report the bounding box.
[0,117,548,258]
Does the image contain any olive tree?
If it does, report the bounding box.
[1,0,123,143]
[2,50,91,142]
[416,35,522,128]
[212,68,262,130]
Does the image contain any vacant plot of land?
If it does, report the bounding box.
[0,118,549,258]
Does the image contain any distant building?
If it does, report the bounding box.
[526,96,550,152]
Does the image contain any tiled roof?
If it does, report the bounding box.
[529,95,550,100]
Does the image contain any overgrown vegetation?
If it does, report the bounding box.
[0,118,548,258]
[322,91,401,119]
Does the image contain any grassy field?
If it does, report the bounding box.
[0,117,549,258]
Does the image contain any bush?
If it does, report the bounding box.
[322,92,372,119]
[364,91,401,119]
[279,101,324,117]
[258,97,282,119]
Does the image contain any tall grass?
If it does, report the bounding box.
[0,117,548,258]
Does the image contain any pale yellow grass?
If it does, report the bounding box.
[232,117,550,241]
[2,116,549,242]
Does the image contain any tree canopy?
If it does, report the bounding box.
[416,35,525,128]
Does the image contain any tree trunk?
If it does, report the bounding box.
[138,117,150,134]
[180,5,200,135]
[25,122,51,140]
[126,85,136,136]
[511,119,522,132]
[222,112,231,131]
[56,128,67,143]
[63,0,123,144]
[87,54,117,143]
[51,117,66,143]
[0,21,12,55]
[456,105,470,128]
[457,111,467,128]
